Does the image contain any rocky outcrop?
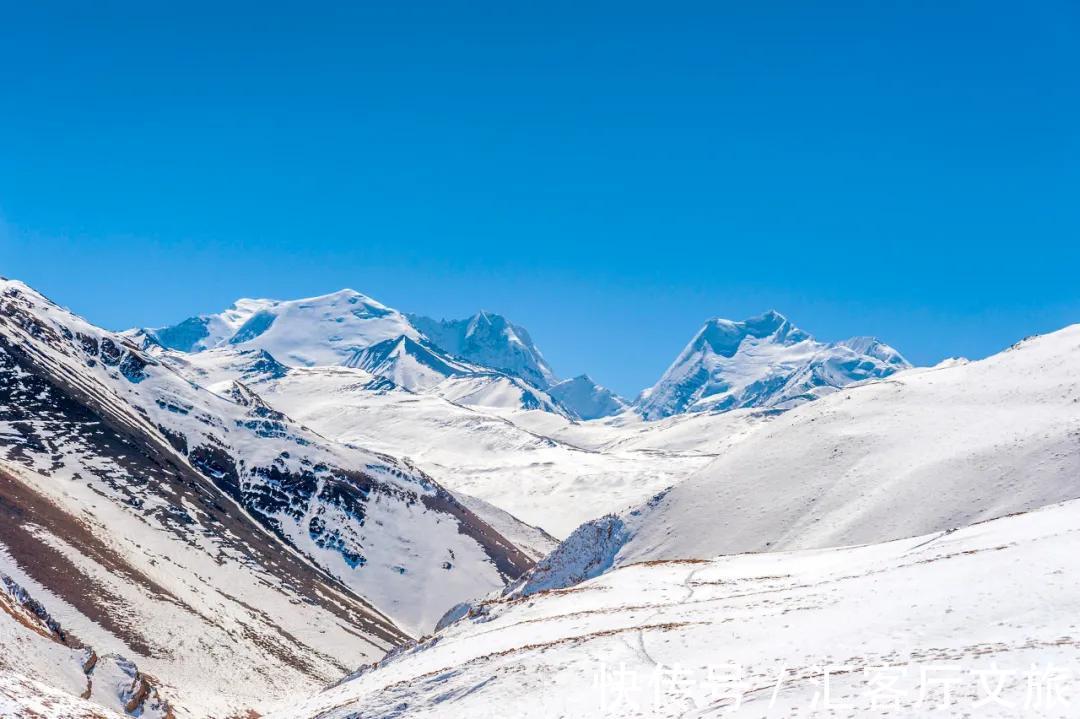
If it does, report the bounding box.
[0,572,173,718]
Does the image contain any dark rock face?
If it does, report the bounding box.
[2,573,68,642]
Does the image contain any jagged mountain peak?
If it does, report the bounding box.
[692,310,810,357]
[636,311,910,420]
[833,335,909,367]
[408,311,557,390]
[343,334,474,391]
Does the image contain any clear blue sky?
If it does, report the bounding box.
[2,1,1078,396]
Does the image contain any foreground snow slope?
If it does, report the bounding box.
[0,670,127,719]
[615,324,1080,564]
[276,497,1080,718]
[0,563,170,718]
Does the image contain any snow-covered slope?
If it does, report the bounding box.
[636,310,910,419]
[0,669,130,719]
[409,311,557,389]
[140,297,274,352]
[277,496,1080,718]
[154,351,767,537]
[432,371,568,416]
[0,278,542,714]
[605,323,1080,566]
[548,374,629,420]
[2,279,536,633]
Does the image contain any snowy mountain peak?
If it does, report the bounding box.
[409,311,557,390]
[636,311,910,420]
[833,335,909,368]
[692,310,810,358]
[343,334,473,391]
[145,289,418,366]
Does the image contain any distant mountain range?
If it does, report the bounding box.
[142,291,910,422]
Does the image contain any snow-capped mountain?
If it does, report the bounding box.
[7,273,1080,719]
[142,292,584,416]
[409,311,558,390]
[547,374,629,420]
[0,278,540,716]
[145,289,419,366]
[636,310,910,419]
[149,297,916,427]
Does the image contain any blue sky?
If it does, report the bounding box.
[2,1,1078,396]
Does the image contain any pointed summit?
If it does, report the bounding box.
[692,311,809,359]
[143,289,416,366]
[636,312,910,420]
[409,311,557,389]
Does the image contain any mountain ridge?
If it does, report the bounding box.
[143,291,911,423]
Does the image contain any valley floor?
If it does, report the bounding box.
[276,497,1080,718]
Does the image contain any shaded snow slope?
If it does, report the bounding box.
[277,497,1080,718]
[548,374,629,420]
[615,323,1080,565]
[637,310,910,419]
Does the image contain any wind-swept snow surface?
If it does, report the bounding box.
[276,498,1080,718]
